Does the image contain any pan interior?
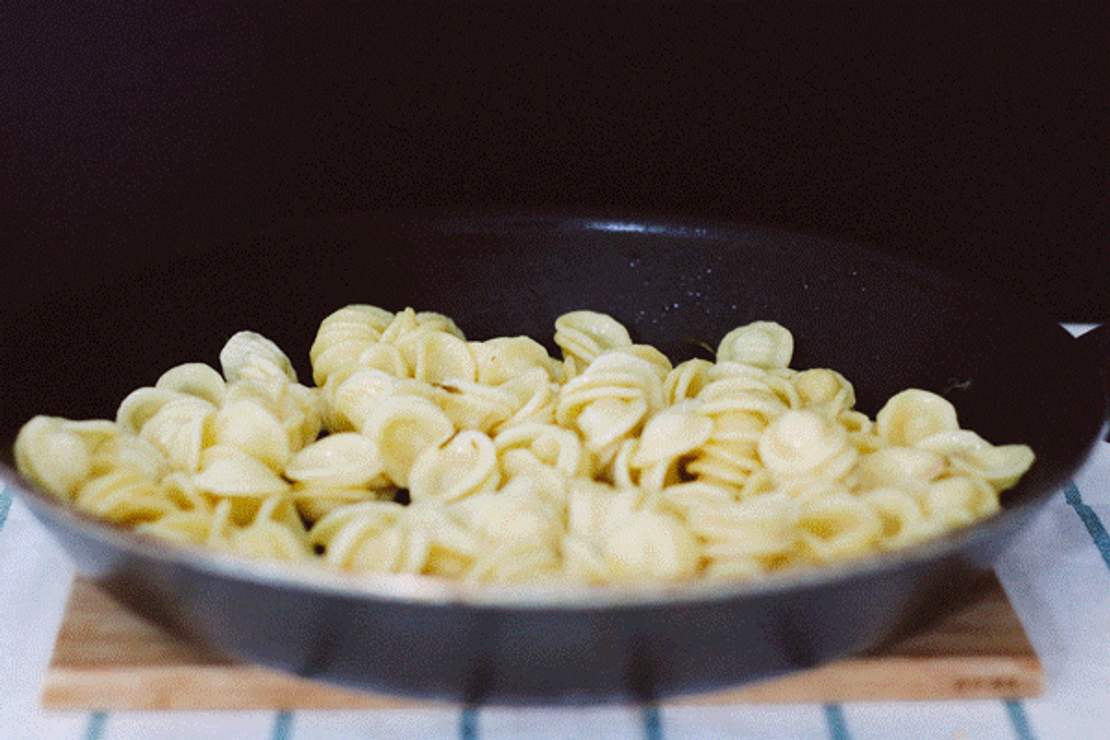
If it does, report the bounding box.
[1,212,1102,522]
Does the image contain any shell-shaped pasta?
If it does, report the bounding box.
[91,433,167,480]
[660,480,738,515]
[860,487,942,550]
[685,440,762,488]
[219,331,297,385]
[362,396,454,487]
[15,305,1040,585]
[459,482,563,549]
[212,399,290,471]
[356,342,408,378]
[566,480,642,542]
[717,321,794,369]
[380,307,466,346]
[663,359,714,404]
[562,481,646,583]
[794,368,855,416]
[116,387,179,435]
[214,496,312,562]
[311,500,478,574]
[632,403,713,468]
[434,380,517,433]
[466,542,562,584]
[329,369,397,431]
[138,396,215,472]
[155,363,227,406]
[397,330,476,384]
[923,476,1000,527]
[409,431,500,502]
[876,389,959,446]
[696,378,788,423]
[603,510,700,581]
[193,446,290,498]
[285,433,382,488]
[917,431,1035,491]
[608,438,639,489]
[494,422,584,477]
[278,383,325,450]
[59,419,119,446]
[135,509,214,545]
[758,410,855,480]
[554,310,632,366]
[162,471,211,511]
[309,501,403,569]
[684,493,800,559]
[414,311,466,339]
[496,451,571,512]
[607,345,673,381]
[854,447,945,489]
[576,398,649,453]
[310,304,394,386]
[556,351,664,453]
[227,520,313,562]
[74,469,175,524]
[292,484,393,524]
[495,368,558,430]
[14,416,95,498]
[797,492,883,562]
[471,336,561,385]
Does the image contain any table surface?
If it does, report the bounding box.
[2,325,1106,740]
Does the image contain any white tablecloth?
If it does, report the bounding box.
[2,327,1106,740]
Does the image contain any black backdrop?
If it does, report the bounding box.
[3,2,1107,318]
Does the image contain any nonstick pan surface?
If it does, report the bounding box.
[1,212,1105,703]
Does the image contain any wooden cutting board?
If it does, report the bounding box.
[42,576,1042,709]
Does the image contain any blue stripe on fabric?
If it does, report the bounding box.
[1064,481,1110,572]
[642,704,663,740]
[0,487,12,531]
[84,712,108,740]
[1005,700,1037,740]
[271,711,294,740]
[823,704,852,740]
[459,707,478,740]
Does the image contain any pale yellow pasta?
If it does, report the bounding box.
[876,389,959,446]
[432,380,517,433]
[716,320,794,369]
[14,305,1035,585]
[285,433,383,488]
[193,446,290,501]
[396,330,476,384]
[554,310,632,375]
[663,358,714,404]
[471,336,564,385]
[310,306,397,388]
[15,416,97,498]
[361,395,454,487]
[291,483,394,524]
[409,430,500,502]
[211,399,291,471]
[309,305,395,386]
[155,363,227,406]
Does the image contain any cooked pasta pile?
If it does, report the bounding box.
[14,307,1034,584]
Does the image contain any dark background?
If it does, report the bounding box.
[2,2,1107,318]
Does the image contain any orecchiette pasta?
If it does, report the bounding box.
[13,306,1035,585]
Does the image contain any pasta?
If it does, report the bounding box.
[13,306,1036,586]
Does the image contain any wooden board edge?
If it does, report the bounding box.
[42,655,1043,711]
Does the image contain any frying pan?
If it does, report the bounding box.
[1,212,1105,703]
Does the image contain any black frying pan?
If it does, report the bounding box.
[1,212,1105,703]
